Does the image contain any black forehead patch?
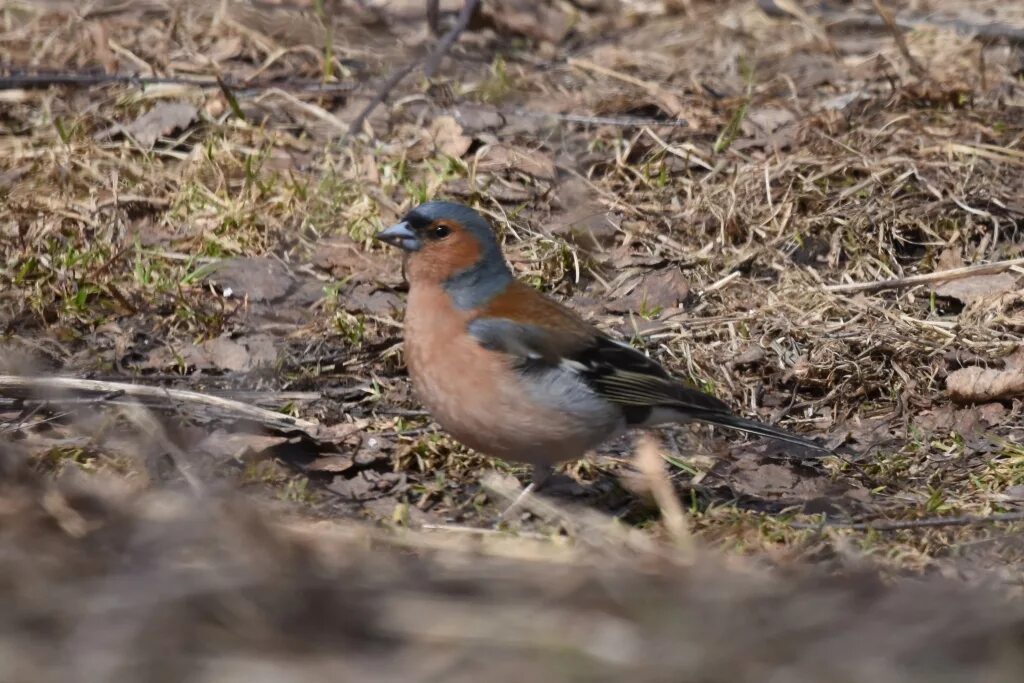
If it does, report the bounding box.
[402,201,495,235]
[404,210,435,232]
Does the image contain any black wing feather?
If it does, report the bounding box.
[571,338,827,452]
[467,316,827,453]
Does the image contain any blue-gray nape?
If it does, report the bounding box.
[406,201,513,309]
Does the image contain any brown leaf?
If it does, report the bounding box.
[475,144,556,181]
[120,102,198,149]
[144,342,216,372]
[725,460,831,501]
[729,346,767,368]
[310,235,402,286]
[607,269,690,314]
[933,273,1018,305]
[201,334,278,372]
[202,337,251,372]
[307,455,355,474]
[429,115,472,158]
[743,107,796,135]
[397,116,473,161]
[453,105,505,133]
[310,419,370,445]
[341,283,403,316]
[548,177,618,248]
[205,257,294,303]
[480,0,574,44]
[196,430,289,460]
[327,472,376,500]
[444,177,534,202]
[915,403,1006,434]
[947,365,1024,403]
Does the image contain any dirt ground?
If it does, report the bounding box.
[2,0,1024,679]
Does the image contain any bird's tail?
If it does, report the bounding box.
[693,410,831,454]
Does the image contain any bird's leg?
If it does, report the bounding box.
[496,464,552,525]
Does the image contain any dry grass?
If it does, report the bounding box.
[3,0,1024,674]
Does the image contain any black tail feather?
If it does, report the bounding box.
[693,411,830,453]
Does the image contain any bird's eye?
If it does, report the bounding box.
[432,224,452,239]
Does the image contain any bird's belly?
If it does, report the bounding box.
[406,331,621,466]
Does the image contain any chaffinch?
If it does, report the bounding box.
[376,201,827,504]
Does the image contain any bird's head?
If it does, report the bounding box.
[375,201,513,308]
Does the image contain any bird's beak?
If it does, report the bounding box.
[374,221,421,252]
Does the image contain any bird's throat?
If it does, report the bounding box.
[442,258,514,309]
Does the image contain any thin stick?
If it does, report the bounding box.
[0,70,354,94]
[791,510,1024,531]
[121,403,206,495]
[765,0,839,56]
[0,375,317,432]
[634,435,693,549]
[871,0,927,78]
[758,0,1024,47]
[346,0,481,136]
[503,108,690,128]
[423,0,482,78]
[823,256,1024,294]
[426,0,441,36]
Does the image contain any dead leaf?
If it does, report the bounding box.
[397,116,473,161]
[341,283,402,316]
[311,235,402,286]
[948,365,1024,403]
[429,115,472,158]
[307,455,355,474]
[196,430,289,460]
[915,403,1006,434]
[453,105,505,132]
[118,102,198,149]
[479,0,574,44]
[206,257,294,303]
[726,460,830,501]
[327,472,377,500]
[475,144,556,181]
[201,334,278,372]
[144,342,216,372]
[936,247,964,271]
[771,51,843,90]
[729,346,766,368]
[1002,485,1024,501]
[933,273,1018,305]
[202,337,251,372]
[743,107,796,135]
[607,268,690,314]
[310,419,370,445]
[548,177,618,248]
[444,177,534,202]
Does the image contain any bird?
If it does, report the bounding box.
[375,200,828,513]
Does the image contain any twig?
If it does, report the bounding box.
[501,107,689,128]
[791,510,1024,531]
[422,0,481,78]
[762,0,839,56]
[824,256,1024,294]
[634,435,693,549]
[871,0,927,78]
[0,69,355,94]
[345,62,420,137]
[346,0,481,136]
[567,57,685,116]
[0,375,317,433]
[758,0,1024,47]
[121,403,206,495]
[426,0,441,36]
